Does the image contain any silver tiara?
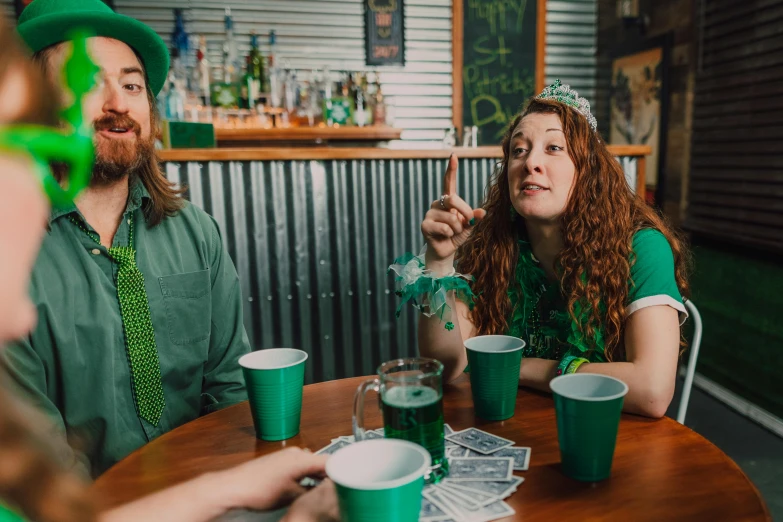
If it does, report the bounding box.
[536,79,597,131]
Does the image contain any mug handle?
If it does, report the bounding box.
[352,377,380,441]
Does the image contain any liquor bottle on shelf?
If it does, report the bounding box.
[372,75,387,126]
[169,9,190,93]
[283,68,297,113]
[353,72,369,127]
[321,67,335,126]
[222,7,240,83]
[267,29,280,108]
[211,7,241,108]
[241,31,265,109]
[164,70,186,121]
[192,35,211,106]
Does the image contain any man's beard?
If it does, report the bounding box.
[91,114,154,186]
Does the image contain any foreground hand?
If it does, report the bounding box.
[216,447,329,512]
[421,154,487,265]
[281,480,339,522]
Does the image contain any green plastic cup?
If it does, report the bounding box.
[550,373,629,482]
[464,335,525,421]
[239,348,308,441]
[326,439,431,522]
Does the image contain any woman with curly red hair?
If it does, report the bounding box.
[393,81,689,419]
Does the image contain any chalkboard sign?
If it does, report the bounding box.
[365,0,405,66]
[462,0,538,144]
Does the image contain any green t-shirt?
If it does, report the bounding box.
[506,228,685,362]
[1,180,250,477]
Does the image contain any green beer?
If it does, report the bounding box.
[381,385,448,482]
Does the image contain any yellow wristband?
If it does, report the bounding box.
[565,357,589,374]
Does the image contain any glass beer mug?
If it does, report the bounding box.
[353,358,448,483]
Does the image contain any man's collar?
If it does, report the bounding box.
[128,176,151,213]
[49,200,78,223]
[49,176,151,224]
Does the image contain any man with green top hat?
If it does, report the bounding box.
[3,0,251,477]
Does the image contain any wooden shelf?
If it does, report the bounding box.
[159,146,497,161]
[158,144,651,199]
[158,145,652,162]
[214,126,403,143]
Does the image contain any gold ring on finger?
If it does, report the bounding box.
[439,194,449,210]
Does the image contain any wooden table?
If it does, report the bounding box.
[93,376,770,521]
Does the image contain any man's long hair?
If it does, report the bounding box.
[33,42,184,226]
[456,98,691,361]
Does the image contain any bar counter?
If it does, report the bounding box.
[160,144,650,161]
[214,126,404,146]
[157,145,651,384]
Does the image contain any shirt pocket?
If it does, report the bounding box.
[159,269,212,345]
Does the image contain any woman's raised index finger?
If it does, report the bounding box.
[442,153,458,196]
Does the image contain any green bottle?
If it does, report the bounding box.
[242,31,266,109]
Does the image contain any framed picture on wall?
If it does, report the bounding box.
[15,0,115,18]
[609,34,671,205]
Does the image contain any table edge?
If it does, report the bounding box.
[94,377,772,521]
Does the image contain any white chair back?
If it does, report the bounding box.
[677,299,703,424]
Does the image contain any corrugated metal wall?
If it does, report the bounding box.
[545,0,598,103]
[2,0,599,144]
[164,155,641,383]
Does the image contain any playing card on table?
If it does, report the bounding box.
[437,483,498,507]
[466,447,531,471]
[445,428,514,455]
[447,457,514,481]
[448,445,469,458]
[469,500,516,522]
[423,488,460,520]
[315,439,352,455]
[432,489,515,522]
[434,484,481,511]
[443,476,524,499]
[420,494,451,521]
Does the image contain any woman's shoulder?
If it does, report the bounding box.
[630,228,676,268]
[626,228,686,318]
[631,228,672,254]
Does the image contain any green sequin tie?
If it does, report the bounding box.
[70,215,165,425]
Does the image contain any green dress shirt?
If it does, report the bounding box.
[1,180,250,477]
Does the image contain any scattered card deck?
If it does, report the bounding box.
[445,428,514,455]
[313,423,529,522]
[314,439,352,456]
[447,457,515,482]
[465,447,531,471]
[447,445,469,458]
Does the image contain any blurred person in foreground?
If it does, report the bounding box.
[4,0,251,477]
[0,13,337,522]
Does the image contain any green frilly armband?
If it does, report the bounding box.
[388,248,476,330]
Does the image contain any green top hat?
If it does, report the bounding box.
[17,0,170,96]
